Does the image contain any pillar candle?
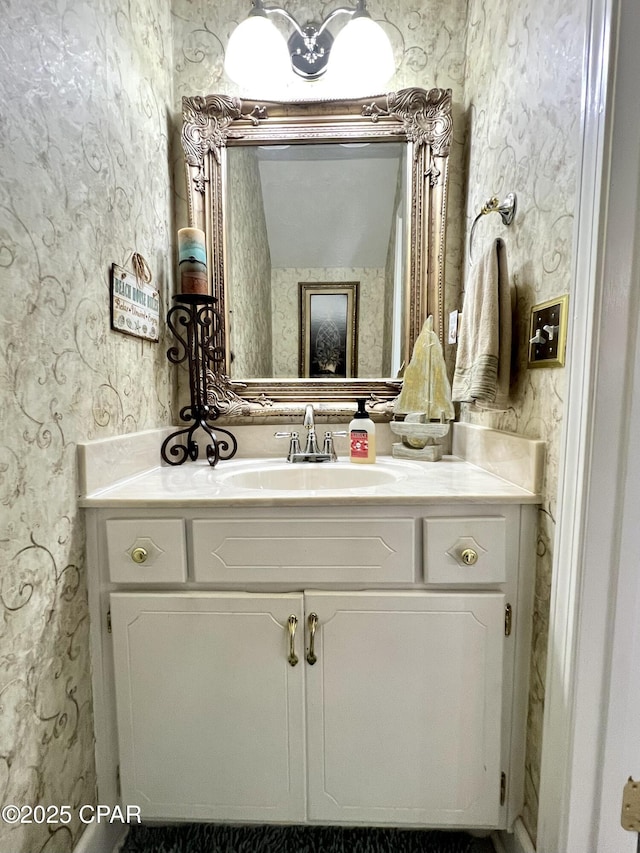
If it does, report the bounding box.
[178,227,207,266]
[178,227,208,294]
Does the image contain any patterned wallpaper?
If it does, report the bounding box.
[461,0,586,840]
[0,1,175,851]
[227,148,273,377]
[270,267,387,378]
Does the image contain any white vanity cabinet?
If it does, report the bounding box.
[109,589,505,827]
[85,498,536,833]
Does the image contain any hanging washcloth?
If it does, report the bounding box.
[451,238,513,410]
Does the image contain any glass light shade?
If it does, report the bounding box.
[224,15,291,90]
[326,16,395,93]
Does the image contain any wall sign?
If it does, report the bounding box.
[110,263,160,342]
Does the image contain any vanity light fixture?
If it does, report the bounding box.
[224,0,394,91]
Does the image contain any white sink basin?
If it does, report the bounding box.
[217,461,410,491]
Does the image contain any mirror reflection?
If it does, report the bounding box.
[226,141,408,381]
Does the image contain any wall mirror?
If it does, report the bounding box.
[181,88,452,420]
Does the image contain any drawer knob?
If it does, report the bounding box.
[131,547,149,564]
[461,548,479,566]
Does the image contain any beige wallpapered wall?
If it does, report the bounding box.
[0,0,587,849]
[0,1,175,851]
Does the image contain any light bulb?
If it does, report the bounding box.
[224,15,291,91]
[327,16,395,94]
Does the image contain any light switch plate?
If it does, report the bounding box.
[528,294,569,368]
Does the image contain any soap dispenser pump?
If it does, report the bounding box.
[349,399,376,464]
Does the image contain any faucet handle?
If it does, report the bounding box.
[322,432,336,462]
[322,430,347,462]
[274,431,301,462]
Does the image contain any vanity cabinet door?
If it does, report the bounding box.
[304,590,505,827]
[110,592,306,822]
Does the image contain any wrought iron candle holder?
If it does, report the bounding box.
[161,294,237,467]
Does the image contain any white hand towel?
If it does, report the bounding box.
[451,238,513,410]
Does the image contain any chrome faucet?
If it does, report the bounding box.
[275,404,346,462]
[303,404,321,458]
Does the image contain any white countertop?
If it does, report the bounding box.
[79,454,540,508]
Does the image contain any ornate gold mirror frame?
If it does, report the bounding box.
[181,88,452,420]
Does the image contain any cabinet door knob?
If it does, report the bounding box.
[287,615,299,667]
[306,612,318,665]
[131,547,149,564]
[461,548,479,566]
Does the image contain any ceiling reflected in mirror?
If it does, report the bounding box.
[254,142,404,268]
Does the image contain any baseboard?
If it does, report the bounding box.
[73,822,128,853]
[494,818,536,853]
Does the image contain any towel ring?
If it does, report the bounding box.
[469,192,517,263]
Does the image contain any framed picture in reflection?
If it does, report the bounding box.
[299,282,359,379]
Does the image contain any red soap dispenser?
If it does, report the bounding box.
[349,399,376,464]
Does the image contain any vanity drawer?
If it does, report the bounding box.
[191,517,417,584]
[422,516,507,584]
[105,519,187,584]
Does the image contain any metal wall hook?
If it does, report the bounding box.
[469,192,517,263]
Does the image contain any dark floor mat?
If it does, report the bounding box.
[120,824,495,853]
